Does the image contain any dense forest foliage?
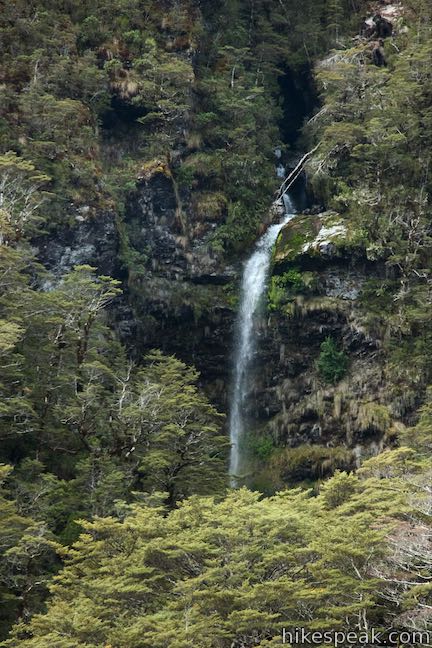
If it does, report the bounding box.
[306,0,432,406]
[0,0,362,254]
[0,0,431,645]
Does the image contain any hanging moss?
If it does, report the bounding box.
[193,191,228,222]
[357,402,391,434]
[271,444,354,483]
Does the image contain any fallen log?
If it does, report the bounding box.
[276,143,320,199]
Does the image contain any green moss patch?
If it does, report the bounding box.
[192,191,228,223]
[273,211,359,268]
[274,214,318,264]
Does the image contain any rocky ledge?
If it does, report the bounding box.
[273,211,360,267]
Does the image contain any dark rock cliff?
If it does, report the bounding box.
[121,168,238,411]
[120,173,406,482]
[34,211,120,282]
[33,163,404,480]
[242,210,404,478]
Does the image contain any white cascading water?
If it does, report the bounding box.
[229,195,296,485]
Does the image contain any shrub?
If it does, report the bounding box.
[247,436,275,461]
[268,268,305,311]
[272,445,354,483]
[317,337,348,384]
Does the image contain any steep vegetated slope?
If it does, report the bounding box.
[0,0,431,643]
[242,0,432,489]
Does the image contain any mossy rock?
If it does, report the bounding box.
[270,444,354,483]
[357,402,391,434]
[273,211,357,267]
[137,159,171,181]
[274,214,317,263]
[193,191,227,223]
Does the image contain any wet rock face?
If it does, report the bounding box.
[122,171,238,409]
[131,287,235,410]
[34,211,120,282]
[248,305,386,450]
[126,172,188,278]
[238,210,393,457]
[125,171,234,282]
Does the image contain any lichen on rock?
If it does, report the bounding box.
[273,211,359,268]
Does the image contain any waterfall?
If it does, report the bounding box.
[229,196,296,485]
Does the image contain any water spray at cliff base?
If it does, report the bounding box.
[229,195,296,487]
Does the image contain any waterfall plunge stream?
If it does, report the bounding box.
[229,195,296,485]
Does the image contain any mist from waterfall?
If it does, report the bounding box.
[229,195,296,485]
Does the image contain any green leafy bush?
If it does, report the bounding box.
[268,268,306,311]
[317,337,349,384]
[247,435,275,460]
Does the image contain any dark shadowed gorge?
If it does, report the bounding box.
[0,0,431,645]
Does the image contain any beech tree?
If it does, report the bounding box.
[0,153,49,245]
[3,470,414,648]
[0,466,58,640]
